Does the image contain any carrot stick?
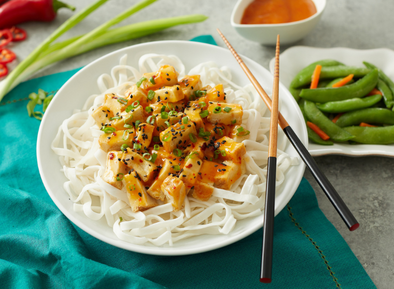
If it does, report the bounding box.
[366,88,383,96]
[310,64,322,89]
[307,121,330,140]
[332,113,343,123]
[360,122,377,127]
[332,74,354,88]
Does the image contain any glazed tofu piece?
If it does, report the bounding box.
[160,121,197,152]
[213,160,245,190]
[149,101,185,114]
[140,65,178,91]
[111,105,145,131]
[161,176,186,211]
[102,151,127,189]
[134,123,155,150]
[124,85,149,108]
[154,85,184,103]
[192,182,214,201]
[179,75,202,98]
[98,129,135,152]
[122,149,158,183]
[212,136,246,164]
[147,159,176,201]
[205,84,225,102]
[179,157,202,191]
[204,123,228,140]
[183,137,207,160]
[104,93,124,113]
[207,102,243,125]
[184,101,205,131]
[91,105,113,127]
[153,112,183,136]
[197,160,227,185]
[123,172,157,212]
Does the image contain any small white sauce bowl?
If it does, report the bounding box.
[231,0,326,45]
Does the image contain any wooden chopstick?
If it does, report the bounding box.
[216,29,359,231]
[260,35,280,283]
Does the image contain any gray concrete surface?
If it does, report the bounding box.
[10,0,394,287]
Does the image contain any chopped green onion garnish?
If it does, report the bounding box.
[189,133,197,143]
[213,106,222,114]
[161,111,168,119]
[173,148,182,157]
[150,153,158,163]
[217,128,223,136]
[119,216,123,222]
[117,97,128,105]
[221,150,227,156]
[161,105,166,112]
[182,116,189,124]
[143,153,152,161]
[194,90,207,98]
[169,110,177,116]
[154,144,160,151]
[145,106,152,113]
[214,150,220,159]
[124,124,133,129]
[236,129,250,136]
[162,133,171,142]
[121,144,129,152]
[199,101,206,107]
[153,136,160,143]
[147,115,155,125]
[130,101,140,109]
[149,76,156,84]
[110,116,121,120]
[133,143,141,150]
[198,127,211,138]
[124,113,133,124]
[122,130,129,140]
[136,77,147,87]
[147,90,155,101]
[181,125,185,129]
[237,126,244,133]
[186,152,199,160]
[164,120,170,127]
[231,119,237,124]
[135,120,141,128]
[116,173,124,181]
[102,126,116,134]
[173,165,181,171]
[224,107,232,113]
[199,110,209,118]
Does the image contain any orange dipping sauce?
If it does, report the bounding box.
[241,0,317,25]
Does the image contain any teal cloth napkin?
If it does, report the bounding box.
[0,35,376,289]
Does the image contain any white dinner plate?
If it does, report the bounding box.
[269,46,394,157]
[37,41,306,256]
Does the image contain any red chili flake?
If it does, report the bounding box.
[186,164,192,168]
[139,160,143,163]
[112,132,117,136]
[109,153,114,160]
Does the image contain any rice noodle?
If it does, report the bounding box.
[52,54,299,246]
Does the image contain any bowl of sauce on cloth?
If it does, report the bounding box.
[231,0,325,45]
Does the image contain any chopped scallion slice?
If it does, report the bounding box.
[181,125,185,129]
[182,116,188,124]
[173,148,182,157]
[136,77,146,87]
[120,144,129,152]
[153,136,160,143]
[150,153,158,163]
[154,144,160,151]
[102,126,116,134]
[169,110,177,116]
[116,173,124,181]
[149,76,156,84]
[199,110,209,118]
[145,106,152,113]
[173,165,180,171]
[161,105,166,112]
[122,130,129,140]
[213,106,222,114]
[130,100,140,109]
[147,90,155,101]
[147,115,155,125]
[117,97,128,105]
[165,120,170,127]
[161,111,168,119]
[186,152,198,160]
[124,124,133,129]
[231,119,236,124]
[110,116,121,120]
[224,107,232,113]
[189,133,197,143]
[194,90,207,98]
[143,153,152,161]
[133,143,141,150]
[135,120,141,128]
[199,101,206,107]
[162,133,171,142]
[237,126,244,133]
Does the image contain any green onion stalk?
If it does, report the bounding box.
[0,0,208,102]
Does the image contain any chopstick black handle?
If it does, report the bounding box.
[260,157,276,283]
[283,126,359,231]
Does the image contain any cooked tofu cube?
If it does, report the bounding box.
[98,129,135,152]
[124,85,149,108]
[161,176,186,211]
[183,137,207,160]
[204,123,228,140]
[153,112,184,136]
[91,105,113,127]
[134,123,154,150]
[184,101,205,130]
[179,157,202,190]
[140,65,178,91]
[122,149,158,183]
[179,75,202,98]
[213,160,244,190]
[197,160,227,185]
[212,136,246,164]
[111,105,145,131]
[147,159,176,201]
[205,84,225,102]
[160,121,197,152]
[102,151,127,189]
[123,172,157,212]
[207,102,243,125]
[149,101,185,114]
[104,93,124,113]
[192,182,214,201]
[154,85,184,103]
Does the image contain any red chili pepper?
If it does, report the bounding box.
[0,63,8,77]
[9,26,27,42]
[0,0,76,29]
[0,48,16,64]
[0,29,12,47]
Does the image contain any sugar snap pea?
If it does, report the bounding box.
[299,99,333,145]
[302,100,354,142]
[363,61,394,95]
[289,80,332,102]
[336,108,394,127]
[376,79,394,109]
[291,65,369,89]
[290,59,344,89]
[326,77,354,88]
[316,95,382,113]
[299,69,378,103]
[343,126,394,144]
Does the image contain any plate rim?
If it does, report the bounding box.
[37,40,306,256]
[269,46,394,158]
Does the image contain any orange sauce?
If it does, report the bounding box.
[241,0,317,25]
